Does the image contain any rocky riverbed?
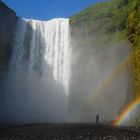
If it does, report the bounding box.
[0,123,140,140]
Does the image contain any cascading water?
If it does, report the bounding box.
[11,18,71,93]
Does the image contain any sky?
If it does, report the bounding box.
[3,0,106,20]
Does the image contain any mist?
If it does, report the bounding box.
[69,27,133,122]
[0,16,133,124]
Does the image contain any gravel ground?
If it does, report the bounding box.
[0,123,140,140]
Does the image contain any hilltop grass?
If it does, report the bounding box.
[70,0,139,32]
[70,0,127,31]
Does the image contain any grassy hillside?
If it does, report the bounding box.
[70,0,138,32]
[70,0,140,97]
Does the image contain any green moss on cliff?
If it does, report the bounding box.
[70,0,139,32]
[127,2,140,97]
[69,0,135,54]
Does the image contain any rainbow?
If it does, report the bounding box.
[88,57,140,125]
[94,58,129,96]
[89,57,129,102]
[113,96,140,126]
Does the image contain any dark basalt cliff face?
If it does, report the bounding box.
[0,1,18,92]
[0,1,18,71]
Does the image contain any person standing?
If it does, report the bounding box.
[96,114,99,125]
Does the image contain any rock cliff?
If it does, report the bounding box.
[0,1,18,92]
[0,1,18,71]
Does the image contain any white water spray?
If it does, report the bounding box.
[11,18,71,94]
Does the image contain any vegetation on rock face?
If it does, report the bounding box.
[69,0,134,54]
[70,0,139,34]
[127,1,140,97]
[70,0,140,97]
[70,0,128,33]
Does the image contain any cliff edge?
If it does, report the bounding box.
[0,1,18,71]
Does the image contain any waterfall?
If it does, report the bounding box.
[10,18,71,94]
[2,17,131,123]
[3,18,71,123]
